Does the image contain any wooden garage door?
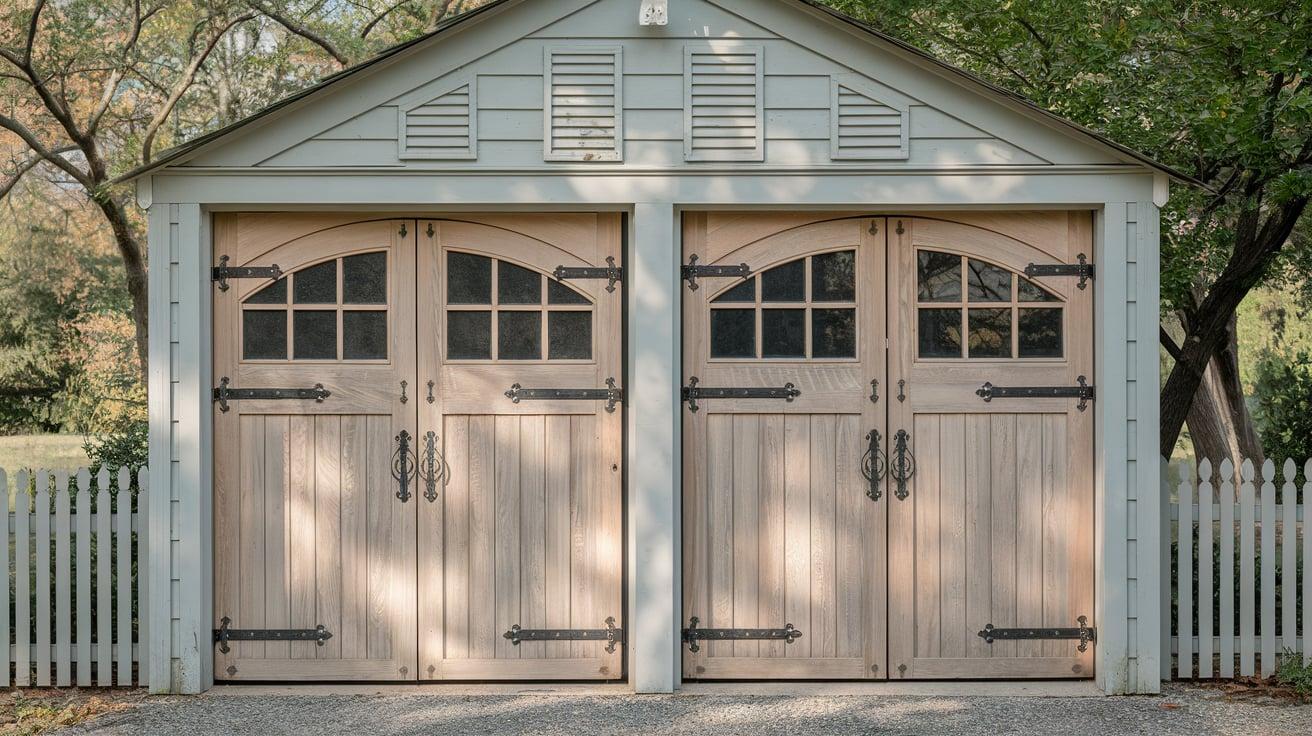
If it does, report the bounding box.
[681,214,887,679]
[416,216,624,680]
[213,217,417,680]
[886,215,1095,679]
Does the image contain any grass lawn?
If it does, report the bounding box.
[0,435,91,474]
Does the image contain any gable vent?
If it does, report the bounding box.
[831,79,908,160]
[545,47,623,162]
[685,45,763,162]
[400,82,475,159]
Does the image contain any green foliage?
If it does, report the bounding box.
[1252,351,1312,461]
[1276,651,1312,698]
[82,420,148,474]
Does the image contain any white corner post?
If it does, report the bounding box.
[627,202,680,693]
[145,204,173,693]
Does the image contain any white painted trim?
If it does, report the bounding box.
[397,77,477,160]
[684,42,764,162]
[1153,174,1169,208]
[1134,200,1163,692]
[543,44,624,162]
[145,205,173,693]
[161,165,1156,177]
[829,74,910,160]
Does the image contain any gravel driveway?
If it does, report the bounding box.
[58,683,1310,736]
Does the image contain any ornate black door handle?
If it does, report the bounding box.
[860,429,887,501]
[890,429,916,500]
[392,430,418,503]
[418,430,449,503]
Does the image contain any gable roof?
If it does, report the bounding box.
[114,0,1199,186]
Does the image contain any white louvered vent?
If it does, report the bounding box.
[685,45,763,162]
[400,82,475,159]
[545,47,622,162]
[830,79,909,160]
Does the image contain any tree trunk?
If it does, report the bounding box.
[91,191,149,384]
[1186,357,1241,466]
[1212,314,1264,463]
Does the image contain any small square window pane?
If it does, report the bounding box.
[968,308,1011,358]
[762,309,805,358]
[967,259,1011,302]
[498,261,541,305]
[447,252,492,304]
[712,279,755,303]
[917,251,961,301]
[343,311,387,360]
[1019,308,1063,358]
[343,252,387,304]
[812,308,856,358]
[498,311,541,360]
[811,251,856,302]
[548,311,592,360]
[242,310,287,360]
[710,309,755,358]
[293,310,337,360]
[447,311,491,359]
[1018,277,1060,303]
[918,308,962,358]
[245,278,287,305]
[293,261,337,304]
[761,259,805,302]
[548,279,590,305]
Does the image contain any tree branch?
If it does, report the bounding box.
[24,0,47,66]
[248,1,349,65]
[360,0,409,38]
[1160,326,1183,363]
[0,144,78,199]
[0,114,92,188]
[87,0,147,136]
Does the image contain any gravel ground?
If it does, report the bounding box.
[57,683,1310,736]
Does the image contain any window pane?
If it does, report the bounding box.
[918,308,961,358]
[293,310,337,360]
[498,261,542,305]
[1019,308,1063,358]
[761,259,805,302]
[968,308,1011,358]
[342,311,387,360]
[712,279,755,303]
[447,252,492,304]
[811,251,856,301]
[242,310,287,360]
[245,278,287,305]
[812,308,856,358]
[498,311,541,360]
[293,261,337,304]
[343,252,387,305]
[762,309,805,358]
[1018,277,1061,303]
[967,259,1011,302]
[548,279,590,305]
[548,311,592,360]
[917,251,961,301]
[447,311,491,359]
[710,309,755,358]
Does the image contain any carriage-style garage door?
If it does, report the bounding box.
[213,214,624,682]
[682,212,1095,680]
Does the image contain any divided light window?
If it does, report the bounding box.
[544,46,623,162]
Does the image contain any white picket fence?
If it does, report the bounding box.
[1,466,147,687]
[1166,458,1310,679]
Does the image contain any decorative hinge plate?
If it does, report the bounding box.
[977,616,1096,652]
[213,616,332,654]
[681,616,802,653]
[554,256,623,293]
[504,377,623,413]
[682,254,751,291]
[976,375,1095,412]
[1024,253,1094,290]
[212,255,282,292]
[212,377,330,413]
[503,617,624,654]
[681,376,800,413]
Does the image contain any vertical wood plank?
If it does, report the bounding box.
[115,468,132,685]
[339,416,368,661]
[1219,460,1235,678]
[35,472,50,686]
[0,470,9,688]
[55,471,71,686]
[15,472,30,686]
[834,415,863,661]
[1280,460,1297,660]
[289,416,316,660]
[444,416,472,661]
[731,415,760,658]
[570,414,600,660]
[1041,414,1069,658]
[1197,460,1214,679]
[809,415,836,659]
[96,469,112,685]
[494,416,522,660]
[990,414,1017,658]
[964,415,992,659]
[264,416,291,661]
[136,473,147,683]
[364,415,393,661]
[75,468,91,686]
[1239,460,1255,676]
[782,414,811,658]
[1014,416,1044,659]
[758,415,786,658]
[543,415,570,660]
[913,415,943,661]
[467,415,495,660]
[519,415,547,660]
[315,416,343,660]
[706,414,734,659]
[239,416,266,660]
[1177,463,1193,679]
[1259,460,1276,676]
[938,416,966,659]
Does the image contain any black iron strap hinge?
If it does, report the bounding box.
[682,254,751,291]
[213,616,332,654]
[504,377,622,413]
[976,375,1095,412]
[1024,253,1094,290]
[681,376,800,413]
[212,377,330,413]
[554,256,623,293]
[977,616,1096,653]
[681,617,803,653]
[212,255,282,292]
[503,617,624,654]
